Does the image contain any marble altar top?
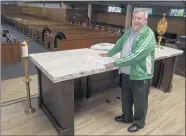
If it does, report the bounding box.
[155,46,183,60]
[29,46,183,83]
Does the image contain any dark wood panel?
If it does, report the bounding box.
[159,57,177,92]
[86,70,120,98]
[74,78,82,99]
[1,5,25,14]
[152,60,163,88]
[91,78,120,92]
[91,70,119,81]
[175,52,185,77]
[95,12,185,36]
[40,69,74,135]
[175,42,185,77]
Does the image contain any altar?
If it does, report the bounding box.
[175,36,185,77]
[29,46,183,135]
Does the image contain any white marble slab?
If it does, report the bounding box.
[90,43,183,60]
[29,46,183,83]
[29,48,119,83]
[155,46,183,60]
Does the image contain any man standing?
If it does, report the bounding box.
[99,9,156,132]
[42,25,51,43]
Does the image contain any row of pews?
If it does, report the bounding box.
[1,27,21,63]
[1,14,62,34]
[2,14,121,51]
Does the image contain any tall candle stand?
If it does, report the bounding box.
[21,41,35,114]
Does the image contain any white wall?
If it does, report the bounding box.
[28,3,44,7]
[44,3,60,8]
[1,1,17,5]
[16,2,28,6]
[65,3,88,10]
[15,2,66,9]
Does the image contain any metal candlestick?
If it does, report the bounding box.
[21,41,35,114]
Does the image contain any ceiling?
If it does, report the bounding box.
[2,1,185,8]
[65,1,186,8]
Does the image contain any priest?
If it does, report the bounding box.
[100,9,156,133]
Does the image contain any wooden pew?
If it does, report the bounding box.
[57,33,119,50]
[2,14,43,31]
[1,26,21,63]
[1,15,16,26]
[40,25,94,45]
[58,37,119,50]
[44,30,88,49]
[45,31,118,50]
[1,42,21,63]
[37,24,92,43]
[2,14,64,34]
[21,21,63,35]
[44,29,110,49]
[4,14,85,39]
[25,22,66,36]
[2,14,120,52]
[29,24,74,41]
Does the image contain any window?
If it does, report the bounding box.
[169,9,185,17]
[133,7,153,15]
[108,6,121,13]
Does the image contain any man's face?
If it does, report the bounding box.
[132,12,147,32]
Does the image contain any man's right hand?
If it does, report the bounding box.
[99,53,108,57]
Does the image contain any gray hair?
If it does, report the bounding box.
[133,8,148,19]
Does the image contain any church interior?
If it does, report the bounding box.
[1,1,185,135]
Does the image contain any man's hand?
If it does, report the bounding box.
[99,53,108,57]
[104,63,115,68]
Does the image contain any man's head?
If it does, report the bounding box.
[132,9,148,32]
[58,29,62,32]
[44,25,48,29]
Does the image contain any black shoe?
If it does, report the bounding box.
[114,115,133,123]
[127,124,144,133]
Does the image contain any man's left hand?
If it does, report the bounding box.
[104,63,115,68]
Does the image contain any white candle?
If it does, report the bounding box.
[21,41,28,57]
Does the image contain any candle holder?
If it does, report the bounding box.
[21,41,35,114]
[156,13,168,49]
